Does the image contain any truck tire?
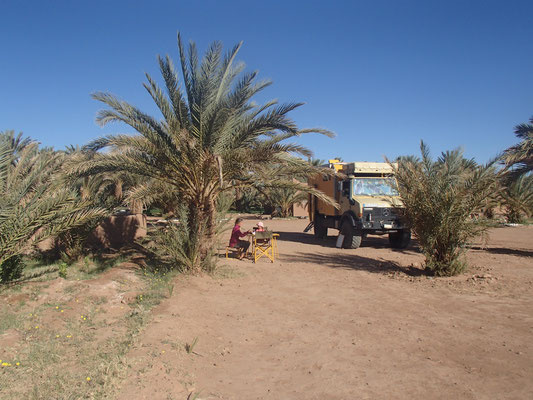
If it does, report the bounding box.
[389,230,411,249]
[340,222,362,249]
[314,215,327,238]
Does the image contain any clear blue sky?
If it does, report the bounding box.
[1,0,532,163]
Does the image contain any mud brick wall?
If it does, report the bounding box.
[89,214,147,249]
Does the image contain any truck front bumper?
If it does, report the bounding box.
[360,219,405,230]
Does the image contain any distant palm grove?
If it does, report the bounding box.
[1,34,532,282]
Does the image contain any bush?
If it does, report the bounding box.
[0,255,24,283]
[391,142,498,276]
[149,207,215,274]
[147,194,233,274]
[146,207,163,217]
[58,262,68,279]
[50,223,96,263]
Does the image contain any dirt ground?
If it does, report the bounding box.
[116,219,533,400]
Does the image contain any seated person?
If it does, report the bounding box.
[254,221,265,232]
[229,217,251,258]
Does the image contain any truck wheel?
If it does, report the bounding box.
[314,215,327,238]
[340,223,362,249]
[389,230,411,249]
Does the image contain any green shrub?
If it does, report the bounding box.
[0,255,24,283]
[58,262,68,279]
[150,207,214,273]
[146,207,163,217]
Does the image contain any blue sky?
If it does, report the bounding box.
[1,0,532,163]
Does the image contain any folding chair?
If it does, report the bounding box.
[272,233,280,258]
[252,231,276,263]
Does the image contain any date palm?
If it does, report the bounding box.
[499,175,533,223]
[266,186,309,217]
[69,34,334,272]
[391,142,498,276]
[308,158,326,167]
[502,116,533,178]
[0,132,106,281]
[0,130,31,156]
[65,146,146,212]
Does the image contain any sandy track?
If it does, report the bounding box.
[118,220,533,400]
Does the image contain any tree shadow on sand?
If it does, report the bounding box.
[467,246,533,258]
[282,251,428,276]
[276,231,421,255]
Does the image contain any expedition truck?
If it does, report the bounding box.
[307,160,411,249]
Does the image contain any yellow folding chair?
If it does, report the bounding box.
[272,233,279,258]
[253,231,276,263]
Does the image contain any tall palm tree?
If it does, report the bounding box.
[69,34,335,271]
[502,116,533,178]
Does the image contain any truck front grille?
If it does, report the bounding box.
[363,207,399,219]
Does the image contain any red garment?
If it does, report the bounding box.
[229,225,248,247]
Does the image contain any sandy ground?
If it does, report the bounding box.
[117,220,533,400]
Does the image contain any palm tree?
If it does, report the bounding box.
[265,186,308,217]
[69,34,335,272]
[390,142,498,276]
[395,155,420,164]
[502,116,533,178]
[65,146,146,212]
[308,158,327,167]
[0,132,106,282]
[0,130,31,157]
[499,175,533,223]
[50,146,146,260]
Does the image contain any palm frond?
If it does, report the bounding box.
[501,116,533,178]
[0,133,108,270]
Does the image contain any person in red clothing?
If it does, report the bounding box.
[229,217,251,259]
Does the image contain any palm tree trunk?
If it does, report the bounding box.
[235,186,243,211]
[186,192,217,272]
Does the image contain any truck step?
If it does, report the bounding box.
[303,221,314,233]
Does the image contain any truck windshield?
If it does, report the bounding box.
[352,178,399,196]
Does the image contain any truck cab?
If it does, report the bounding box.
[309,160,410,249]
